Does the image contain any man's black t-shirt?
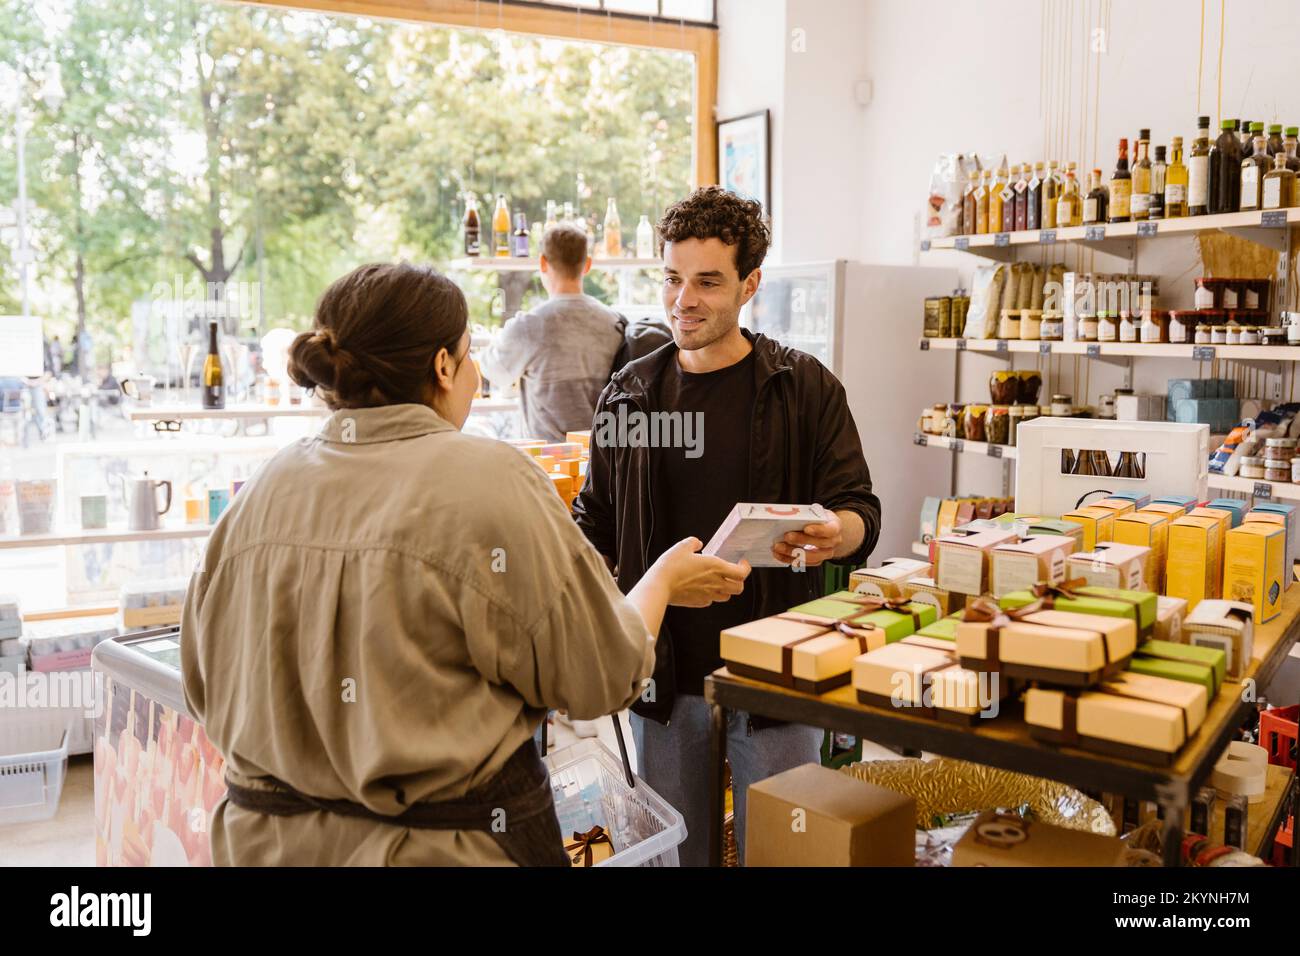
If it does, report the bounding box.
[652,348,758,694]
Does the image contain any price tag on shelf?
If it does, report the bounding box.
[1086,343,1102,357]
[913,433,928,447]
[1254,482,1273,500]
[1192,346,1216,361]
[987,444,1003,459]
[1085,225,1106,241]
[955,237,970,251]
[1039,229,1057,244]
[950,439,965,454]
[1136,221,1159,237]
[994,232,1011,247]
[1261,210,1288,229]
[1039,341,1052,354]
[920,239,932,251]
[995,339,1009,352]
[919,338,931,351]
[956,338,967,351]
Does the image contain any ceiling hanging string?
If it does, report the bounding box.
[1216,0,1225,127]
[1196,0,1206,115]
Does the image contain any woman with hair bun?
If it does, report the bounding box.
[181,262,750,866]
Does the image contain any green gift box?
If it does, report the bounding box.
[999,585,1157,638]
[1027,519,1086,542]
[917,611,965,642]
[783,592,937,642]
[1128,640,1226,697]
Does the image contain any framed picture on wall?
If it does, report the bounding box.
[717,109,770,216]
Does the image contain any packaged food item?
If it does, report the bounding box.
[990,535,1078,597]
[897,576,958,615]
[1184,600,1255,679]
[952,810,1125,867]
[1020,308,1042,340]
[118,577,189,630]
[962,404,988,442]
[1066,542,1150,591]
[24,615,119,672]
[988,371,1019,405]
[999,584,1158,640]
[1112,511,1170,593]
[1128,639,1226,697]
[1222,522,1284,624]
[849,558,933,600]
[1165,515,1224,611]
[964,265,1007,339]
[1248,502,1300,572]
[957,605,1137,687]
[1061,507,1116,551]
[934,529,1019,596]
[703,503,832,568]
[985,406,1011,445]
[998,309,1021,339]
[852,640,955,714]
[1155,595,1188,643]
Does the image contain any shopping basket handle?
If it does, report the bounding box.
[539,711,636,790]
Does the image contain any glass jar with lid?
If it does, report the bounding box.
[1050,394,1073,417]
[1264,438,1297,461]
[1140,309,1167,343]
[1095,310,1116,342]
[1240,456,1266,479]
[1211,325,1228,345]
[1240,326,1260,345]
[1118,310,1140,342]
[1168,310,1195,344]
[1265,459,1290,483]
[1040,311,1064,341]
[1007,404,1030,446]
[963,404,989,442]
[1226,324,1242,345]
[985,405,1011,446]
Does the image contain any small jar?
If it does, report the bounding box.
[1097,394,1117,419]
[929,403,948,434]
[1221,279,1242,311]
[998,309,1021,340]
[1050,394,1073,417]
[1141,309,1168,343]
[1264,438,1297,461]
[1008,404,1030,446]
[1097,310,1118,342]
[1020,308,1043,340]
[1168,310,1195,344]
[948,403,967,439]
[1226,324,1242,345]
[1194,276,1227,310]
[1239,456,1266,480]
[1240,326,1260,345]
[1266,460,1291,483]
[985,405,1011,446]
[989,370,1019,405]
[1119,310,1140,342]
[1078,312,1099,342]
[963,404,989,442]
[1292,457,1300,483]
[1262,327,1287,347]
[1040,311,1064,341]
[1211,325,1228,345]
[1017,369,1043,405]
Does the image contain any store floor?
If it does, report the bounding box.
[2,754,94,866]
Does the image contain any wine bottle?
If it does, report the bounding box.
[202,319,225,410]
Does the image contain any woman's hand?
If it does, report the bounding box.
[652,537,752,608]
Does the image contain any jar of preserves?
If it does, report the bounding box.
[985,405,1011,446]
[1221,279,1243,311]
[1141,309,1168,343]
[1194,276,1228,310]
[1265,460,1290,483]
[1264,438,1297,461]
[1211,325,1228,345]
[1240,326,1260,345]
[1168,310,1196,343]
[1017,369,1043,404]
[1096,311,1117,341]
[1041,311,1064,341]
[1050,394,1073,417]
[1239,456,1266,479]
[948,403,967,438]
[963,404,989,442]
[989,370,1019,405]
[1226,324,1242,345]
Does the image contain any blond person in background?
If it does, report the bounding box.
[182,262,750,866]
[479,224,625,442]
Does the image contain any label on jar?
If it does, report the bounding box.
[1194,286,1215,309]
[1083,198,1099,222]
[1097,320,1117,342]
[1110,180,1132,218]
[1189,157,1209,206]
[1131,192,1151,216]
[1244,287,1260,309]
[1264,177,1282,209]
[1223,286,1239,309]
[1121,323,1139,342]
[1141,322,1161,343]
[1169,317,1189,343]
[1241,166,1260,206]
[1166,183,1188,204]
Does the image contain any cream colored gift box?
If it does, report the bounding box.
[849,558,933,600]
[851,641,955,715]
[989,534,1077,597]
[897,576,957,615]
[934,528,1019,596]
[952,809,1125,867]
[1065,542,1150,591]
[955,608,1136,687]
[1184,599,1255,679]
[1155,595,1188,643]
[1024,671,1208,764]
[721,616,882,694]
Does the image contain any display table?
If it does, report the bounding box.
[703,586,1300,867]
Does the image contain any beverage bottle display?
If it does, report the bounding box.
[962,169,978,234]
[1238,120,1252,157]
[1209,119,1242,214]
[1240,130,1270,211]
[1057,164,1081,227]
[1149,144,1167,219]
[975,169,991,234]
[1164,137,1188,217]
[603,198,622,257]
[1285,128,1300,173]
[1042,160,1060,228]
[1108,138,1132,222]
[1267,123,1284,157]
[1027,161,1045,230]
[636,214,654,258]
[1130,130,1151,220]
[512,212,529,257]
[988,162,1007,234]
[544,199,558,230]
[202,319,224,410]
[1261,152,1295,210]
[1083,169,1108,224]
[1000,165,1017,233]
[1013,164,1029,231]
[1189,116,1211,215]
[462,193,481,256]
[492,194,511,257]
[1114,451,1144,479]
[563,201,575,225]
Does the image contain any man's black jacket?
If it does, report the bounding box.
[572,329,882,724]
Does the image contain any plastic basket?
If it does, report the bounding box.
[546,738,686,867]
[0,708,71,826]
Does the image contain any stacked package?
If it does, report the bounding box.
[509,432,592,511]
[119,578,189,631]
[24,614,119,673]
[0,594,23,675]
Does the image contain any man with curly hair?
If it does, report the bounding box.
[574,185,881,866]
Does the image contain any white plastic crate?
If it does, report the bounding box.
[0,708,71,826]
[546,738,686,867]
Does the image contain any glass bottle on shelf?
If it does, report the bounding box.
[1149,144,1167,219]
[1284,128,1300,173]
[512,212,529,257]
[603,198,622,258]
[962,169,978,235]
[1057,163,1082,227]
[492,194,511,257]
[1083,169,1108,225]
[544,200,558,231]
[1241,129,1271,212]
[1114,451,1143,479]
[975,169,991,234]
[1069,448,1094,476]
[1209,119,1242,214]
[636,215,654,258]
[1013,164,1029,231]
[1240,119,1254,157]
[988,161,1008,235]
[1165,136,1189,218]
[1267,123,1284,157]
[1043,160,1060,228]
[1088,449,1114,477]
[1130,130,1152,220]
[1262,152,1296,211]
[202,319,224,410]
[462,193,481,257]
[1108,138,1132,222]
[1189,116,1211,215]
[1027,161,1045,230]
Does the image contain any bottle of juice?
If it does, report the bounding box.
[975,169,991,234]
[1042,160,1061,228]
[988,161,1007,235]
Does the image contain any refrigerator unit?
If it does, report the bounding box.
[742,260,958,561]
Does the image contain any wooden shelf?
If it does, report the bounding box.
[920,338,1300,362]
[914,432,1017,460]
[0,525,212,551]
[449,256,661,272]
[1207,763,1296,859]
[1206,474,1300,503]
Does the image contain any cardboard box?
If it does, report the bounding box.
[952,810,1125,867]
[1066,542,1150,591]
[990,535,1077,597]
[1155,595,1187,643]
[1165,514,1223,611]
[999,585,1157,638]
[1106,490,1152,509]
[564,430,592,450]
[1188,507,1232,587]
[703,503,832,568]
[1246,504,1298,585]
[1206,498,1248,528]
[1092,497,1136,518]
[721,615,883,694]
[745,763,916,867]
[852,641,956,713]
[1128,639,1226,697]
[928,662,1008,725]
[934,529,1019,596]
[1154,495,1200,515]
[954,501,976,528]
[956,608,1136,687]
[1112,511,1170,593]
[896,576,957,615]
[1025,519,1086,546]
[1116,393,1167,423]
[1024,671,1209,764]
[564,826,615,866]
[1184,599,1255,678]
[919,496,942,544]
[916,612,964,642]
[784,593,937,634]
[1061,507,1115,551]
[1223,522,1285,624]
[849,559,933,600]
[937,499,961,538]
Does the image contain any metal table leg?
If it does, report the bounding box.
[709,702,727,868]
[1155,781,1188,867]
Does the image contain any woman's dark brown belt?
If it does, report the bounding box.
[223,738,557,833]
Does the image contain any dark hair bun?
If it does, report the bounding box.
[287,328,384,407]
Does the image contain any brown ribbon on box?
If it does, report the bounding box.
[1027,577,1089,606]
[968,594,1120,676]
[765,596,927,689]
[565,825,613,867]
[1056,680,1191,748]
[1131,649,1219,693]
